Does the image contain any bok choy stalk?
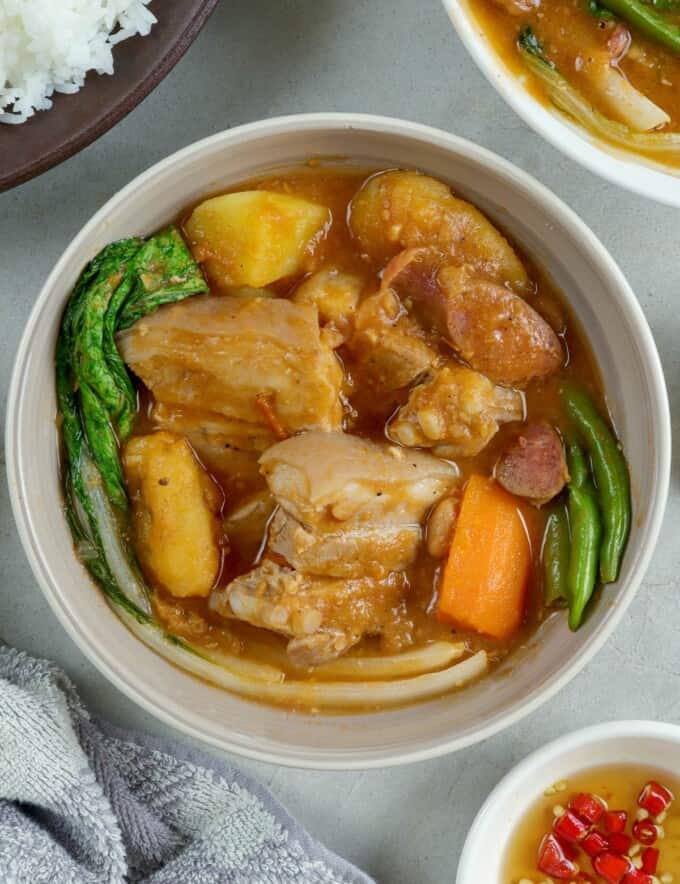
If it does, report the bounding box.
[57,228,478,707]
[56,226,208,618]
[518,27,680,153]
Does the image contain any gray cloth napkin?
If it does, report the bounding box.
[0,646,375,884]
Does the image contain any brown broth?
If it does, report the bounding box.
[503,764,680,881]
[127,164,604,703]
[465,0,680,165]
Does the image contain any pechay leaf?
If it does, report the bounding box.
[517,26,556,68]
[56,225,207,617]
[518,26,680,153]
[116,226,209,331]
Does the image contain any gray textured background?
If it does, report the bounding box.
[1,2,678,882]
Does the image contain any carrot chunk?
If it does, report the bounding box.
[436,475,531,639]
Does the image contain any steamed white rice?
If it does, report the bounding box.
[0,0,158,124]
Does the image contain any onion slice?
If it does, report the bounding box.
[310,641,467,680]
[118,608,488,709]
[80,450,151,616]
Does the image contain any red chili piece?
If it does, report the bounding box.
[570,792,606,824]
[582,829,609,857]
[553,809,590,844]
[622,872,653,884]
[555,835,580,861]
[537,833,579,879]
[593,851,633,883]
[608,832,632,854]
[632,819,658,846]
[603,810,628,834]
[638,780,674,817]
[640,846,659,875]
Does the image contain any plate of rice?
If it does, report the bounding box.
[0,0,218,191]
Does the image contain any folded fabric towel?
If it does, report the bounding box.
[0,646,374,884]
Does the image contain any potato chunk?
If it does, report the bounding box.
[123,431,222,598]
[185,191,330,289]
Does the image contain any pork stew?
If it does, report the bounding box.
[55,164,631,712]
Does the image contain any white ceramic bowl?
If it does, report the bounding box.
[443,0,680,206]
[457,720,680,881]
[5,114,671,769]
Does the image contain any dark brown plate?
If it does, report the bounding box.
[0,0,218,192]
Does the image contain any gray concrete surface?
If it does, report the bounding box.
[1,1,679,881]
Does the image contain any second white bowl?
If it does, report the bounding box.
[443,0,680,206]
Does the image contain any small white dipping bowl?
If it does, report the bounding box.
[5,114,671,768]
[443,0,680,207]
[457,720,680,882]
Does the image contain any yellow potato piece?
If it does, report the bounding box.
[185,190,330,288]
[123,431,222,598]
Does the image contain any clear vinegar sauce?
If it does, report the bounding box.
[503,765,680,883]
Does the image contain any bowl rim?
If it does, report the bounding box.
[5,113,672,768]
[442,0,680,207]
[456,719,680,881]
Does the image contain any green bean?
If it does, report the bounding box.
[561,383,631,584]
[543,504,570,606]
[566,444,603,631]
[598,0,680,55]
[586,0,616,19]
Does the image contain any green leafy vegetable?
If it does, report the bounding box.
[56,225,208,617]
[117,227,211,330]
[518,26,556,67]
[518,27,680,154]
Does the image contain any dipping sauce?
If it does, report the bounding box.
[504,765,680,882]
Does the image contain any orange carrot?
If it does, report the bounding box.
[436,475,531,640]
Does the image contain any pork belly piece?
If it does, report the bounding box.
[388,364,524,457]
[387,253,563,387]
[118,295,344,434]
[292,269,362,330]
[495,421,569,507]
[210,560,408,667]
[259,430,458,529]
[267,508,421,579]
[123,431,222,598]
[151,402,275,488]
[347,289,439,392]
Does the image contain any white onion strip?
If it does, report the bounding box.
[310,641,466,680]
[118,608,487,709]
[81,451,151,615]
